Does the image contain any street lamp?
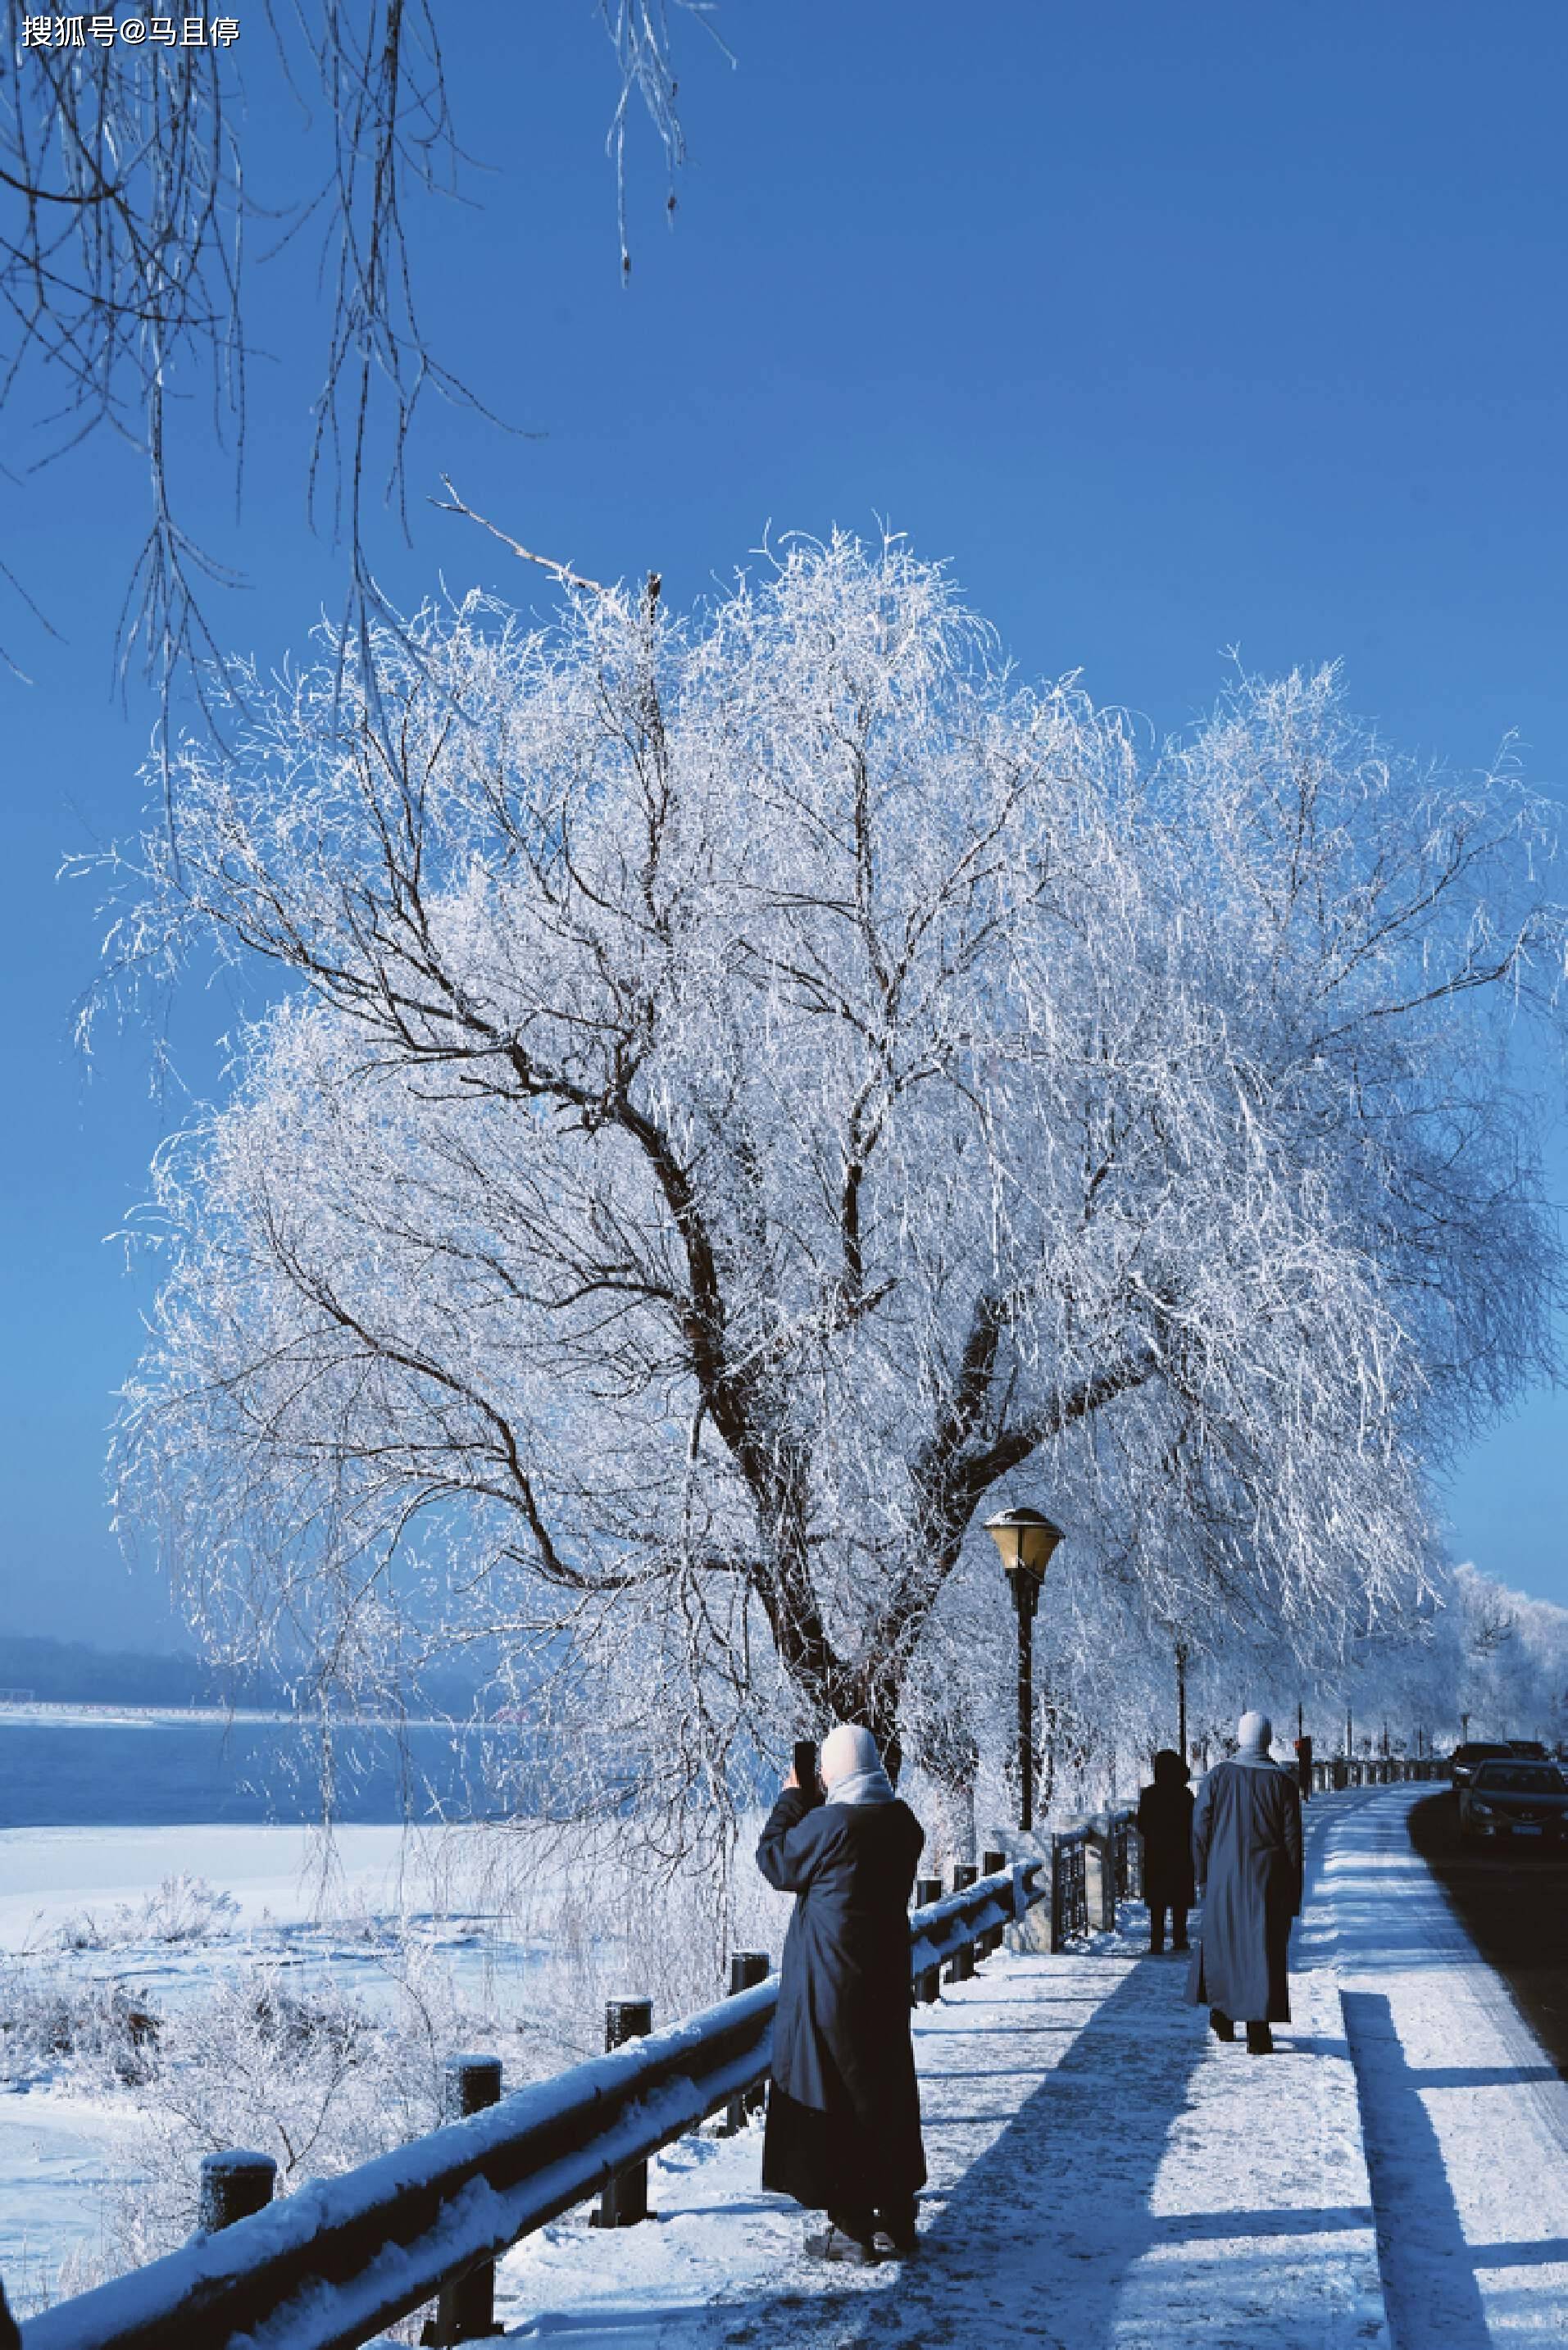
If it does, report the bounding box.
[984,1506,1064,1834]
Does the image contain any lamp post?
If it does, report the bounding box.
[984,1507,1064,1834]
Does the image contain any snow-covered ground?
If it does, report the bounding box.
[0,1822,488,1950]
[0,1823,546,2309]
[482,1932,1385,2350]
[484,1806,1387,2350]
[8,1788,1566,2347]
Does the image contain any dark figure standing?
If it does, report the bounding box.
[1188,1709,1303,2054]
[757,1723,926,2265]
[1137,1748,1195,1954]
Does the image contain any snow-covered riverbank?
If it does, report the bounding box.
[0,1822,520,2309]
[0,1813,787,2320]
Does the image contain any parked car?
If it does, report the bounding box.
[1508,1740,1550,1760]
[1450,1741,1516,1789]
[1457,1758,1568,1845]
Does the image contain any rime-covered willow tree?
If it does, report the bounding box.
[95,534,1565,1784]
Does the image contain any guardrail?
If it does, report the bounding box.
[1051,1823,1089,1947]
[1309,1755,1451,1793]
[20,1858,1046,2350]
[1047,1804,1139,1947]
[1107,1807,1143,1902]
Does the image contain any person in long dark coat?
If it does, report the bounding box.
[1137,1747,1196,1954]
[1187,1709,1303,2053]
[756,1722,926,2263]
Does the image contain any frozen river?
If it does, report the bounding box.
[0,1706,514,1828]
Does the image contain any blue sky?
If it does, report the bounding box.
[2,2,1565,1648]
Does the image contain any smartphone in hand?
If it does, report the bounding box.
[793,1739,820,1798]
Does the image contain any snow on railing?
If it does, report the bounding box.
[20,1859,1047,2350]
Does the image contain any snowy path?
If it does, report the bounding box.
[1321,1784,1568,2350]
[489,1807,1387,2350]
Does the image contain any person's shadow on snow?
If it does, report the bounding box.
[704,1957,1238,2349]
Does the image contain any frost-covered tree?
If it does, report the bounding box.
[92,534,1566,1803]
[1449,1563,1568,1744]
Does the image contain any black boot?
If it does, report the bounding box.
[1209,2007,1235,2043]
[1246,2020,1275,2055]
[873,2198,920,2258]
[806,2212,879,2265]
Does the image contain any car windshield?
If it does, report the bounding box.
[1470,1763,1568,1793]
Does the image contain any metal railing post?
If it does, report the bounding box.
[1085,1817,1117,1931]
[981,1848,1007,1952]
[421,2057,505,2345]
[198,2151,277,2233]
[946,1862,979,1981]
[722,1955,770,2132]
[914,1876,943,2002]
[1120,1811,1143,1901]
[593,1998,654,2228]
[1050,1833,1065,1952]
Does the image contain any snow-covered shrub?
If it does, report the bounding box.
[134,1873,241,1943]
[0,1960,161,2088]
[48,1943,491,2337]
[54,1911,109,1952]
[55,1874,240,1955]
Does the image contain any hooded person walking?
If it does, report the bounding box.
[1137,1748,1196,1954]
[756,1724,926,2264]
[1187,1710,1303,2053]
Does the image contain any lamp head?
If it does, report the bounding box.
[983,1506,1064,1583]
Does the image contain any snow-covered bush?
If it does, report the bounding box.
[56,1873,240,1954]
[0,1961,161,2089]
[39,1936,510,2337]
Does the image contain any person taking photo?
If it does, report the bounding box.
[756,1723,927,2264]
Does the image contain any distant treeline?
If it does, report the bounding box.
[0,1632,485,1716]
